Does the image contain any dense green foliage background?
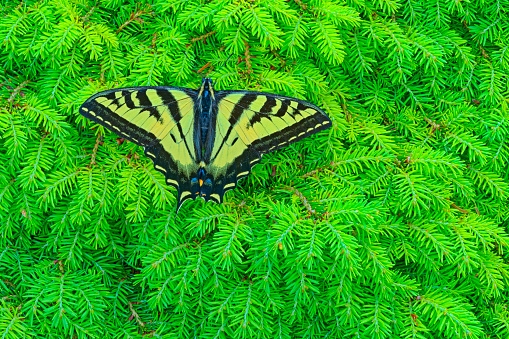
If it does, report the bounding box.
[1,0,509,337]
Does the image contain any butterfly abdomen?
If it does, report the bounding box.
[199,92,211,146]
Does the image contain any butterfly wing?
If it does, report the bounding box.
[79,87,200,206]
[205,91,331,203]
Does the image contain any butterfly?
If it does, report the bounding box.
[79,78,331,212]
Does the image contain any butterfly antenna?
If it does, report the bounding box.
[214,53,233,75]
[183,50,201,76]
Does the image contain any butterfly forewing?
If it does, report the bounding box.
[79,86,199,203]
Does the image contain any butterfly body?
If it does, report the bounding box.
[80,78,331,212]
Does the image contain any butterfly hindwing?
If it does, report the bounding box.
[79,86,200,205]
[205,91,331,202]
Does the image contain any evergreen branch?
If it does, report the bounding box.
[20,135,48,190]
[1,109,27,157]
[0,11,28,48]
[446,131,490,164]
[360,241,393,279]
[39,168,79,208]
[311,19,345,65]
[407,222,451,260]
[361,120,396,152]
[408,148,464,177]
[240,282,253,329]
[0,179,13,211]
[438,29,474,70]
[450,224,479,276]
[215,2,244,33]
[1,1,509,337]
[0,303,21,339]
[262,0,297,26]
[416,291,483,338]
[148,243,189,270]
[325,221,361,276]
[258,70,303,97]
[467,165,508,198]
[283,15,307,58]
[328,147,394,174]
[244,6,282,49]
[477,252,506,297]
[312,2,361,27]
[140,165,172,209]
[216,282,242,314]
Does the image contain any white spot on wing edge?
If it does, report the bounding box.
[180,191,192,201]
[224,183,236,190]
[166,178,178,186]
[155,165,166,172]
[237,171,249,177]
[210,193,221,203]
[81,107,89,112]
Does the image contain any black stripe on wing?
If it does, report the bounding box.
[79,86,197,147]
[216,91,331,154]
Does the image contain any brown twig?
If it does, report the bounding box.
[14,0,24,11]
[294,0,311,12]
[301,164,330,178]
[285,185,315,214]
[190,30,217,44]
[82,5,96,21]
[450,203,469,214]
[479,43,490,61]
[90,133,103,166]
[7,80,29,103]
[342,102,352,122]
[424,117,441,134]
[149,32,157,51]
[128,302,144,328]
[243,40,253,74]
[116,6,154,34]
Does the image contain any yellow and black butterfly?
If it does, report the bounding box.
[79,78,331,212]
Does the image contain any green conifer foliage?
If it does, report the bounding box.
[1,0,509,337]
